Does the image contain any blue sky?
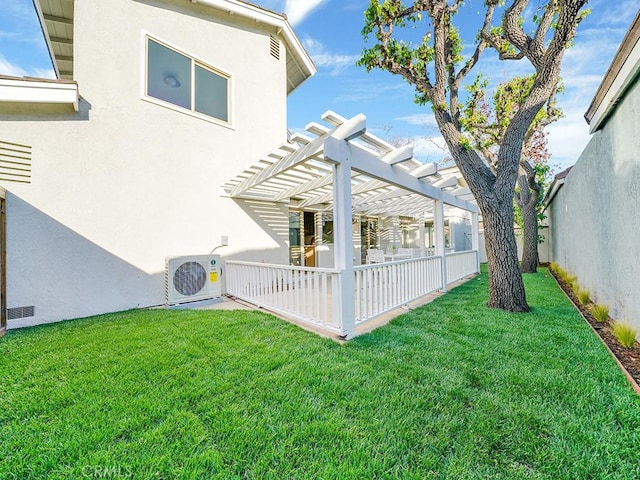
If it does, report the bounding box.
[1,0,639,168]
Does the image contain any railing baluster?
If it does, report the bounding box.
[224,253,478,336]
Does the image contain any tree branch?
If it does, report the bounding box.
[503,0,531,54]
[455,2,495,86]
[431,1,449,104]
[530,1,557,57]
[539,0,589,70]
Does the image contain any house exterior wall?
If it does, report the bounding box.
[0,0,291,327]
[547,79,640,332]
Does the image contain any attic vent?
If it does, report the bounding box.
[270,35,280,60]
[8,306,35,320]
[0,140,32,184]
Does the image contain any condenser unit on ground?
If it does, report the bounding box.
[165,254,221,305]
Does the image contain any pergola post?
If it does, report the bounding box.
[332,160,355,338]
[392,216,400,251]
[324,115,366,340]
[419,218,426,257]
[315,212,323,245]
[434,199,447,291]
[472,211,480,273]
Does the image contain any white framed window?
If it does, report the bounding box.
[145,36,230,124]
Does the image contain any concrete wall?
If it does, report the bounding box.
[0,0,291,327]
[547,79,640,333]
[514,225,551,264]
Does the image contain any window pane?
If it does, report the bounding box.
[289,211,302,266]
[147,39,191,110]
[195,65,228,122]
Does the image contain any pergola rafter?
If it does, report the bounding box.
[223,110,478,217]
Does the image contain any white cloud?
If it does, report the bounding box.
[0,54,55,79]
[546,106,592,169]
[542,6,640,168]
[284,0,327,26]
[410,135,450,162]
[0,54,28,77]
[395,113,438,128]
[32,67,56,79]
[303,38,360,75]
[334,79,406,103]
[589,0,640,28]
[5,1,33,19]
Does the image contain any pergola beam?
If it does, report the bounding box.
[322,110,395,154]
[325,136,478,214]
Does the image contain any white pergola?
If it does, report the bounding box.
[223,111,480,338]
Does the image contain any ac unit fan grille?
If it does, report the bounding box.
[173,261,207,296]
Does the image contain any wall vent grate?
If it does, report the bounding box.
[269,35,280,60]
[0,140,32,184]
[8,306,35,320]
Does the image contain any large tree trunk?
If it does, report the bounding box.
[482,203,531,312]
[438,120,530,313]
[516,165,541,273]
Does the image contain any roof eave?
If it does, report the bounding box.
[34,0,317,90]
[585,11,640,133]
[0,76,79,111]
[32,0,61,79]
[191,0,316,92]
[542,167,573,210]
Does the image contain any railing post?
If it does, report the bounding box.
[472,211,480,273]
[434,198,447,292]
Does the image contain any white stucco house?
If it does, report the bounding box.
[0,0,480,338]
[0,0,316,330]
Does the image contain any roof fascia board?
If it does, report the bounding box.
[0,78,78,110]
[587,43,640,133]
[542,178,565,210]
[191,0,316,77]
[585,12,640,132]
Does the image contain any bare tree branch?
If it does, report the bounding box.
[455,3,496,86]
[503,0,532,54]
[530,1,558,56]
[431,1,449,104]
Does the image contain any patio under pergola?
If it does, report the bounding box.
[222,111,481,339]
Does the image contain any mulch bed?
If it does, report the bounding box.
[548,267,640,392]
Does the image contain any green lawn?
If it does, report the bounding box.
[1,268,639,479]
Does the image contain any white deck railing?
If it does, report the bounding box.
[354,256,443,326]
[225,261,343,334]
[445,250,479,284]
[225,251,479,338]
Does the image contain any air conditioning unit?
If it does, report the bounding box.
[165,255,221,305]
